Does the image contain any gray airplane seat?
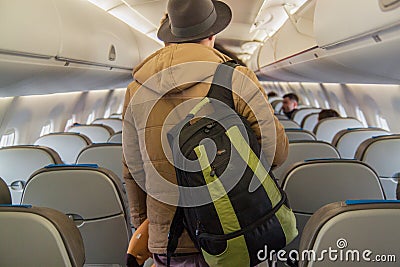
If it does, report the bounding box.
[107,131,122,144]
[0,205,85,267]
[281,159,385,254]
[272,141,340,183]
[110,113,122,119]
[301,113,319,132]
[355,134,400,200]
[313,117,364,143]
[271,99,283,113]
[34,133,91,164]
[285,129,316,142]
[68,124,114,143]
[0,177,11,204]
[76,143,123,183]
[21,165,130,266]
[280,119,301,129]
[299,200,400,267]
[92,118,122,133]
[0,145,63,204]
[291,108,321,125]
[332,127,390,159]
[275,114,289,120]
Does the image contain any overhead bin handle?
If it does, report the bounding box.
[109,45,116,61]
[379,0,400,11]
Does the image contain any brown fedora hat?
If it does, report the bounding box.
[157,0,232,43]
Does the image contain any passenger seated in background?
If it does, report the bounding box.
[318,109,340,121]
[267,91,278,98]
[282,93,299,119]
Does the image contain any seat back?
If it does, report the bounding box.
[110,113,122,119]
[285,129,316,142]
[268,96,282,103]
[332,128,390,159]
[301,113,319,132]
[281,159,384,252]
[92,118,122,132]
[271,99,283,113]
[272,141,339,183]
[275,114,289,120]
[299,200,400,267]
[68,124,114,143]
[280,119,301,129]
[355,135,400,199]
[0,205,85,267]
[292,108,321,125]
[0,146,62,203]
[0,177,11,204]
[21,165,130,265]
[108,131,122,143]
[34,133,91,164]
[313,118,364,143]
[76,143,123,182]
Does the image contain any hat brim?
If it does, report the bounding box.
[157,1,232,43]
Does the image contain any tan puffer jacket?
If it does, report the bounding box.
[122,43,288,254]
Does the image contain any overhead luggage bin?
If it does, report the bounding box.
[0,0,142,96]
[314,0,400,48]
[258,0,400,84]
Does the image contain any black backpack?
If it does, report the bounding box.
[166,61,297,267]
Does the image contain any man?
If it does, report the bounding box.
[122,0,289,266]
[282,93,299,119]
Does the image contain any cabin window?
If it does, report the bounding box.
[317,91,329,108]
[40,121,54,136]
[355,107,368,127]
[117,103,123,114]
[65,115,77,131]
[104,107,111,118]
[376,115,391,131]
[87,111,95,124]
[0,130,16,147]
[312,98,320,108]
[337,104,347,117]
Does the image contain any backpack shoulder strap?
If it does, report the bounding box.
[166,206,185,267]
[207,60,239,109]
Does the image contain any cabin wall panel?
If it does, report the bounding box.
[0,89,126,146]
[0,97,15,135]
[268,82,400,133]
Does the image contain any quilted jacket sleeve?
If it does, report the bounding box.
[231,66,288,168]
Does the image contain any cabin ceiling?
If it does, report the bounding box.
[87,0,309,63]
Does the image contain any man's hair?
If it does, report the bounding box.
[267,91,278,98]
[318,109,340,121]
[282,93,299,103]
